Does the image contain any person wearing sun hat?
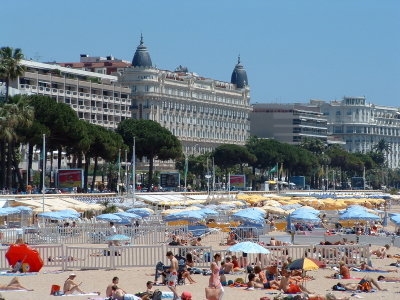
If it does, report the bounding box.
[63,273,85,295]
[181,291,192,300]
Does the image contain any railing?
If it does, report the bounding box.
[0,242,371,271]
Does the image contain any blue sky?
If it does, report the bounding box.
[2,0,399,107]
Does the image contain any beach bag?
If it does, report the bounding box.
[50,284,60,295]
[332,283,346,291]
[205,287,221,300]
[151,289,162,300]
[358,279,372,292]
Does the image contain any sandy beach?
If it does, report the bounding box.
[2,195,400,300]
[1,238,400,300]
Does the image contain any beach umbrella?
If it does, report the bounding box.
[114,212,141,220]
[13,206,33,214]
[339,210,380,221]
[105,234,131,242]
[228,241,270,254]
[5,244,44,272]
[163,210,205,222]
[96,213,123,222]
[231,208,266,225]
[287,257,324,271]
[390,214,400,226]
[126,207,154,217]
[37,211,67,220]
[197,208,219,217]
[290,211,321,223]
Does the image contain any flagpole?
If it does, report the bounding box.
[132,137,135,204]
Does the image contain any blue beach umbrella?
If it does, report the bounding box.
[37,211,67,220]
[390,214,400,226]
[96,213,123,222]
[228,241,270,254]
[339,210,380,221]
[105,234,131,241]
[163,210,205,222]
[114,212,141,220]
[231,208,265,225]
[126,208,153,217]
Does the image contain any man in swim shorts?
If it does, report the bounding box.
[166,251,179,300]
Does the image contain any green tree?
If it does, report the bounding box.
[0,47,25,103]
[117,119,182,189]
[213,144,256,187]
[0,95,34,190]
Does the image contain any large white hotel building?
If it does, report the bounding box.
[5,36,252,156]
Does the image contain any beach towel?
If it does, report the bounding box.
[62,292,100,297]
[0,271,38,276]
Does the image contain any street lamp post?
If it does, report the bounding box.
[205,174,211,195]
[42,134,45,212]
[131,137,135,203]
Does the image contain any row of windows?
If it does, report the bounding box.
[132,84,246,106]
[161,101,247,118]
[293,127,327,134]
[160,114,247,129]
[334,125,400,136]
[169,127,245,141]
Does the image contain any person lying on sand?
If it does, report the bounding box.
[0,277,33,291]
[370,244,390,259]
[337,276,387,291]
[355,261,397,272]
[377,275,400,282]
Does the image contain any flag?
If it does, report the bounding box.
[269,164,278,174]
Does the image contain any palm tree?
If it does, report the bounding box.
[373,138,391,167]
[0,47,25,103]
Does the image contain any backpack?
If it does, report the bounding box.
[152,289,162,300]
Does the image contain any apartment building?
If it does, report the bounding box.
[312,97,400,169]
[250,103,328,144]
[14,59,132,130]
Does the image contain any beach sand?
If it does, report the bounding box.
[1,241,400,300]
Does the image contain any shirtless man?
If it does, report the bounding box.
[63,273,84,295]
[106,276,124,297]
[166,251,179,300]
[111,285,141,300]
[223,257,234,273]
[279,272,312,294]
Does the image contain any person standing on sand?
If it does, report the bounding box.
[208,253,224,300]
[166,251,179,300]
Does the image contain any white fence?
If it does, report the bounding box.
[0,243,370,271]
